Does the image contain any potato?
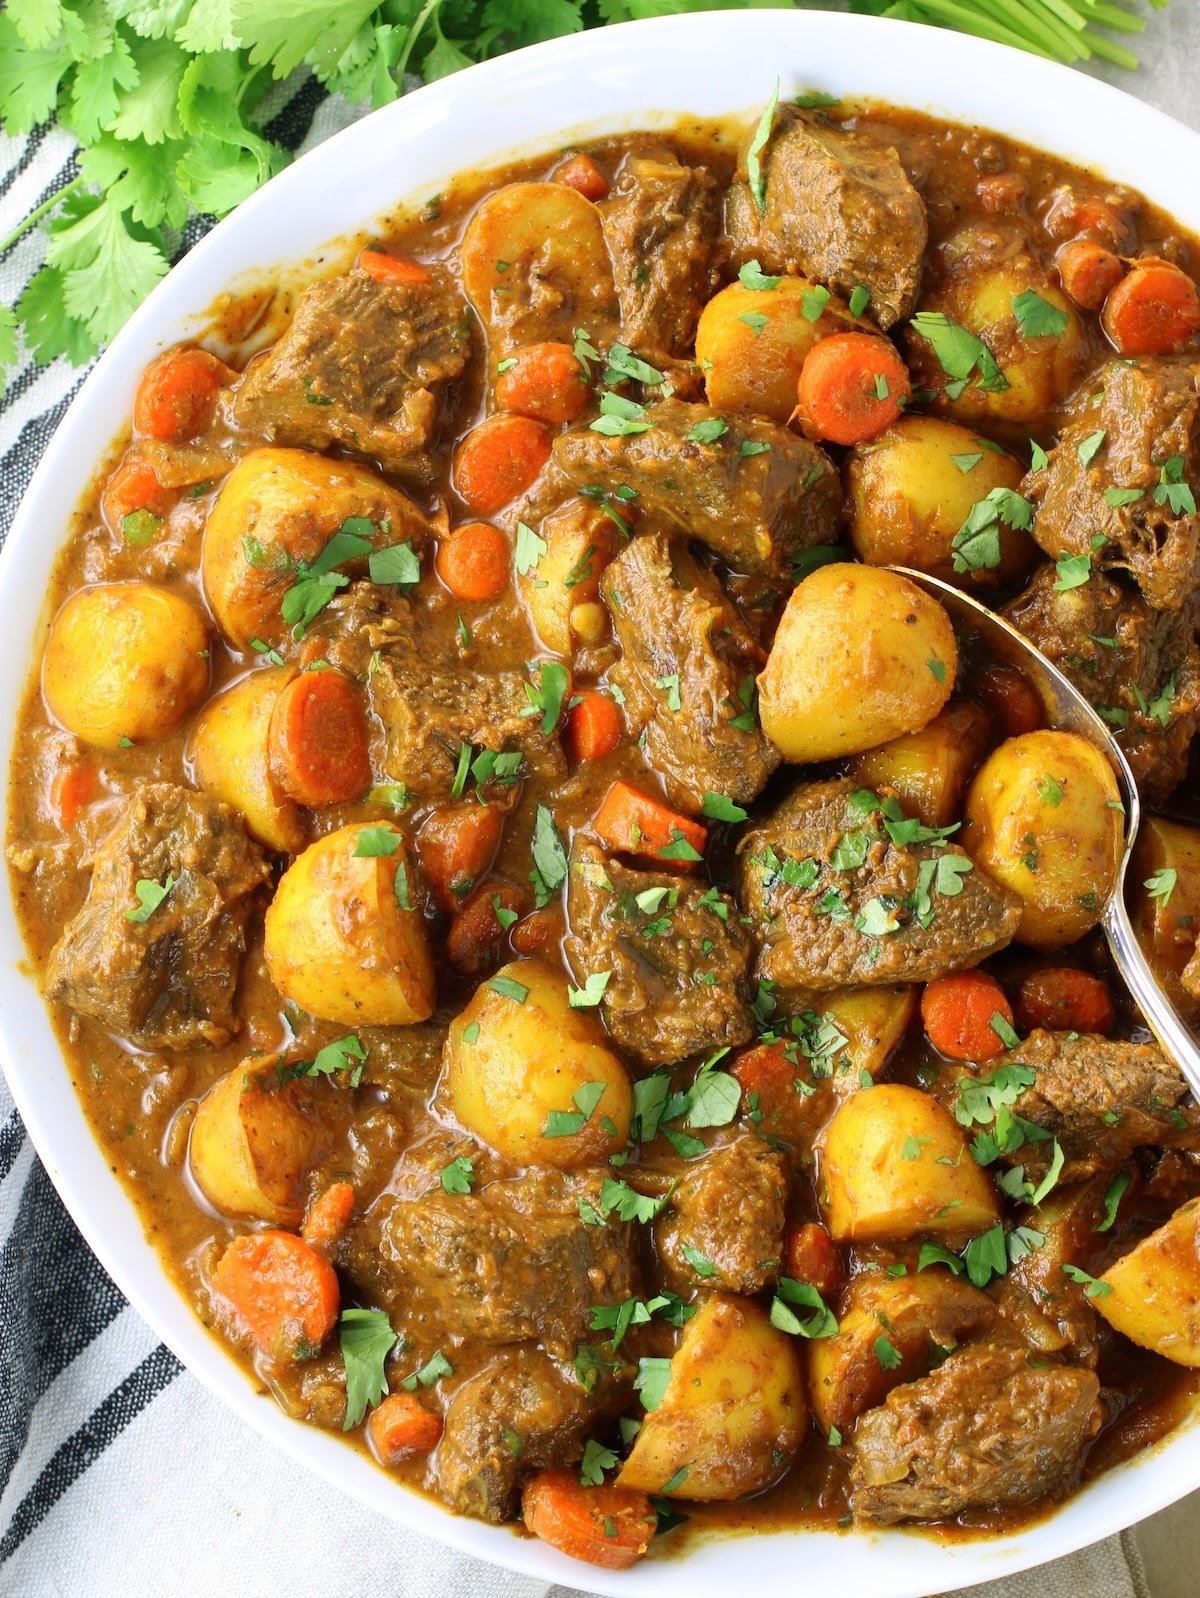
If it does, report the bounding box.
[1130,816,1200,1019]
[822,986,918,1095]
[188,1064,319,1224]
[907,246,1087,431]
[845,415,1035,587]
[442,959,630,1169]
[264,823,435,1026]
[807,1269,993,1433]
[821,1083,999,1243]
[202,447,430,649]
[618,1295,805,1500]
[42,581,209,750]
[695,277,862,423]
[517,497,619,656]
[963,729,1122,950]
[460,182,615,354]
[188,665,305,852]
[849,700,992,828]
[757,564,956,763]
[1096,1198,1200,1366]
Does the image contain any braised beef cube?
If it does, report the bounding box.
[655,1136,788,1295]
[726,107,927,330]
[368,639,564,798]
[349,1167,639,1352]
[602,532,779,812]
[44,783,270,1049]
[1022,357,1200,611]
[1006,562,1200,803]
[552,398,840,579]
[566,842,754,1069]
[738,778,1021,1003]
[597,148,723,358]
[233,269,471,479]
[435,1347,605,1522]
[851,1345,1100,1524]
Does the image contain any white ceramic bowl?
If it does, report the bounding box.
[4,11,1200,1595]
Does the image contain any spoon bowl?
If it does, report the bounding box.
[895,567,1200,1090]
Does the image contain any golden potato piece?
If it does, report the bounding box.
[188,665,305,853]
[516,497,619,656]
[822,986,918,1095]
[1130,816,1200,1019]
[202,446,431,649]
[846,415,1035,587]
[1096,1198,1200,1366]
[618,1295,806,1501]
[442,959,631,1170]
[42,581,209,750]
[264,822,434,1026]
[850,700,992,829]
[821,1083,999,1243]
[695,276,861,423]
[757,564,956,763]
[460,182,615,354]
[188,1064,319,1224]
[964,729,1122,950]
[807,1269,994,1433]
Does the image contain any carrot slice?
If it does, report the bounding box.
[592,780,706,866]
[446,878,527,975]
[453,414,553,515]
[211,1230,339,1360]
[554,152,609,201]
[435,521,511,603]
[522,1467,655,1571]
[49,763,99,829]
[921,971,1014,1062]
[133,347,234,441]
[301,1182,355,1253]
[1045,191,1133,253]
[268,669,372,807]
[358,249,432,287]
[510,905,564,956]
[1016,968,1115,1036]
[101,451,174,532]
[972,662,1042,738]
[367,1392,443,1464]
[1056,239,1124,313]
[417,801,505,912]
[1102,258,1200,356]
[794,331,911,446]
[495,342,591,426]
[782,1222,841,1300]
[975,172,1027,216]
[566,690,622,763]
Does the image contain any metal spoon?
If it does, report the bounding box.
[893,566,1200,1091]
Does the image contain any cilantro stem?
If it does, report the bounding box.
[394,0,443,80]
[0,175,85,257]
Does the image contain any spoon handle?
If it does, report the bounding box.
[1103,882,1200,1094]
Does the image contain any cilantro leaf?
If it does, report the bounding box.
[567,971,612,1010]
[123,874,176,924]
[440,1155,475,1195]
[746,79,779,215]
[770,1278,838,1340]
[339,1306,398,1429]
[1012,290,1069,338]
[909,310,1008,394]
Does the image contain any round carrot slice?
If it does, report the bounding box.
[268,668,372,807]
[495,342,591,426]
[522,1467,655,1571]
[367,1392,443,1462]
[566,690,622,763]
[1102,258,1200,356]
[1016,968,1115,1036]
[453,414,554,515]
[134,347,233,441]
[211,1230,339,1359]
[1056,239,1124,312]
[782,1222,841,1300]
[435,521,511,603]
[554,152,609,201]
[921,970,1014,1062]
[358,249,432,287]
[794,331,911,446]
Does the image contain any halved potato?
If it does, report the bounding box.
[821,1083,999,1243]
[188,665,305,852]
[517,497,620,656]
[618,1295,806,1500]
[822,986,918,1095]
[264,822,435,1026]
[1096,1198,1200,1365]
[189,1064,319,1224]
[849,701,992,829]
[442,959,630,1170]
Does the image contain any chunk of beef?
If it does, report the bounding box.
[601,532,779,811]
[738,779,1021,1003]
[435,1347,602,1522]
[566,842,754,1068]
[726,107,926,330]
[851,1344,1101,1524]
[552,398,840,579]
[655,1136,788,1294]
[367,632,565,798]
[597,148,723,358]
[1022,357,1200,611]
[1006,562,1200,803]
[346,1166,639,1352]
[233,269,471,479]
[44,783,269,1049]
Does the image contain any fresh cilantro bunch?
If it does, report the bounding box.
[849,0,1169,70]
[0,0,793,397]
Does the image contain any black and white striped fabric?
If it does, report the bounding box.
[0,24,1193,1594]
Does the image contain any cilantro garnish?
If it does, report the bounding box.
[339,1307,398,1430]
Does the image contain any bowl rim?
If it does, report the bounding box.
[3,10,1200,1595]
